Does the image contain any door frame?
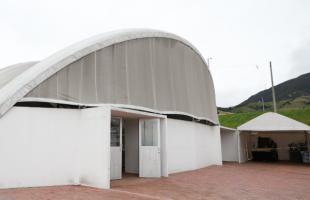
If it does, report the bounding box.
[110,117,123,180]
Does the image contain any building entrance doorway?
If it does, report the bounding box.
[110,108,167,181]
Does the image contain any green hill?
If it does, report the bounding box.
[240,72,310,105]
[218,72,310,128]
[219,72,310,113]
[219,109,310,129]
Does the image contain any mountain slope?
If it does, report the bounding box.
[220,72,310,113]
[239,72,310,106]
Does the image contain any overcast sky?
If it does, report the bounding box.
[1,0,309,107]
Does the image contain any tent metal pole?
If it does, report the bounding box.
[245,133,249,161]
[237,131,241,163]
[307,132,309,150]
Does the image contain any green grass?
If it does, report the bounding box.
[232,96,310,113]
[219,109,310,129]
[279,109,310,126]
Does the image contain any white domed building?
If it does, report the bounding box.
[0,29,222,189]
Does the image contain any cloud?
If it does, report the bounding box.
[290,38,310,77]
[1,0,310,108]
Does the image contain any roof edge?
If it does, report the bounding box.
[18,97,219,125]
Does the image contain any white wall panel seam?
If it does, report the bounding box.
[56,71,59,99]
[167,39,176,111]
[94,51,98,102]
[124,42,131,104]
[79,59,84,102]
[149,38,157,109]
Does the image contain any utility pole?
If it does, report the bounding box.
[269,61,277,112]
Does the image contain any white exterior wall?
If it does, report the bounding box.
[221,131,239,162]
[79,107,111,188]
[166,119,222,174]
[0,106,111,189]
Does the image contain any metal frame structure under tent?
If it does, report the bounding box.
[0,29,222,189]
[220,112,310,163]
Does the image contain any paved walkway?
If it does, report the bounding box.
[0,162,309,200]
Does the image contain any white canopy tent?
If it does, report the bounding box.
[238,112,310,163]
[220,112,310,163]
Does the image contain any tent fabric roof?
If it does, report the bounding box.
[0,62,38,89]
[0,29,215,121]
[237,112,310,132]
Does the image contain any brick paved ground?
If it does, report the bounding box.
[0,162,309,200]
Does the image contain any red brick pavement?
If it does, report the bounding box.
[0,162,309,200]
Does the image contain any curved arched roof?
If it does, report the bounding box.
[0,61,38,89]
[0,29,217,123]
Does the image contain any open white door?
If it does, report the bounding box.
[110,118,122,180]
[139,119,161,178]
